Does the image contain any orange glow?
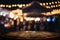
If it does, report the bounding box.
[51,9,60,14]
[0,4,5,7]
[20,17,23,22]
[58,1,60,3]
[45,6,50,8]
[28,3,31,6]
[42,9,60,16]
[0,4,3,7]
[9,19,14,26]
[26,4,29,7]
[12,4,15,7]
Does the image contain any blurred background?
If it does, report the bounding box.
[0,0,60,35]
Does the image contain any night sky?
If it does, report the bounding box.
[0,0,59,4]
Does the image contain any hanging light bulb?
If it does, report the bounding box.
[46,3,48,5]
[6,5,9,7]
[18,4,22,8]
[49,2,51,5]
[40,3,43,5]
[22,4,25,7]
[8,5,11,8]
[52,2,54,4]
[43,3,45,5]
[55,2,57,4]
[0,4,3,7]
[12,4,15,7]
[58,1,60,3]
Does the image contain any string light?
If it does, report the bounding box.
[12,4,15,7]
[56,5,58,7]
[49,2,51,5]
[46,3,48,5]
[0,4,5,7]
[51,5,56,8]
[26,4,29,7]
[40,3,43,5]
[51,6,54,8]
[55,2,57,4]
[28,3,31,6]
[0,4,3,7]
[43,3,45,5]
[58,4,60,6]
[53,5,55,8]
[58,1,60,3]
[6,5,9,7]
[22,4,25,7]
[46,6,50,8]
[52,2,54,4]
[12,4,17,7]
[18,4,22,8]
[8,5,11,8]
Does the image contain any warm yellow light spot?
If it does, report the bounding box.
[52,2,54,4]
[58,4,60,6]
[8,5,11,8]
[35,17,40,21]
[51,9,60,14]
[40,3,43,5]
[14,4,17,7]
[55,2,57,4]
[26,4,29,7]
[46,3,48,5]
[46,6,50,8]
[28,3,31,6]
[46,12,51,15]
[50,5,55,8]
[6,5,9,7]
[22,4,25,7]
[51,6,54,8]
[20,18,23,22]
[53,5,55,8]
[12,4,15,7]
[24,17,30,21]
[18,4,22,8]
[58,1,60,3]
[43,3,45,5]
[49,2,51,5]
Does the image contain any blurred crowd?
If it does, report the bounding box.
[0,16,60,34]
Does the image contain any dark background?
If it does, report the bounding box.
[0,0,59,4]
